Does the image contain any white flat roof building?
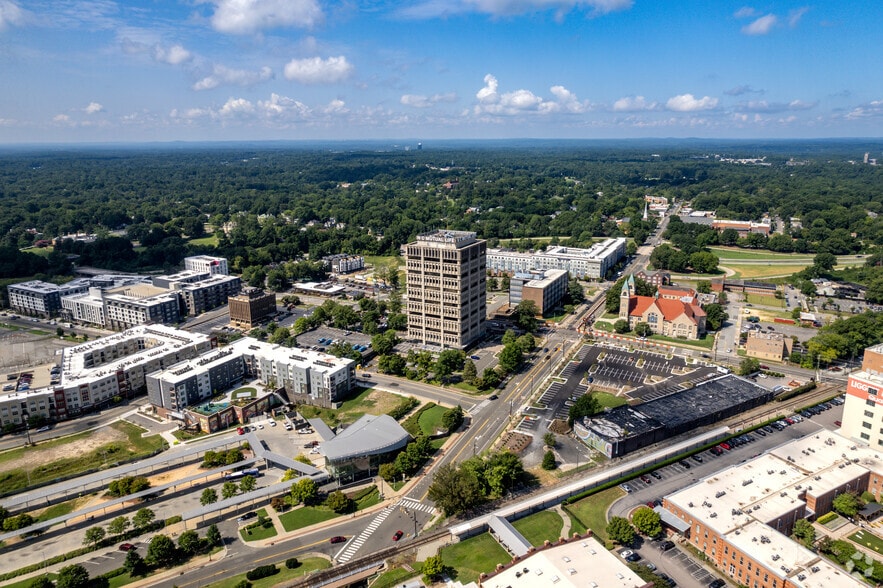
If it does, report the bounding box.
[663,430,877,588]
[487,237,626,279]
[479,534,650,588]
[184,255,229,276]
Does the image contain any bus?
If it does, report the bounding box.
[224,467,260,480]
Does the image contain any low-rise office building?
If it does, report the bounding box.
[508,269,568,316]
[487,238,626,279]
[320,414,410,482]
[228,287,276,329]
[745,331,793,363]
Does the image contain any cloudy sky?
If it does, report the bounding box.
[0,0,881,143]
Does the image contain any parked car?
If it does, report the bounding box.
[620,549,635,559]
[708,579,726,588]
[640,475,652,484]
[691,454,703,463]
[237,512,256,522]
[678,460,691,469]
[619,483,633,493]
[650,471,662,480]
[118,543,135,551]
[658,540,675,552]
[658,573,677,586]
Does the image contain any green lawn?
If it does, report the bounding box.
[204,556,331,588]
[240,509,278,542]
[278,506,340,532]
[355,486,381,510]
[745,293,784,307]
[440,532,511,585]
[35,497,87,522]
[563,486,625,543]
[1,573,57,588]
[0,421,165,494]
[850,530,883,555]
[364,255,402,268]
[512,511,564,546]
[593,392,628,409]
[371,563,424,588]
[297,387,402,427]
[417,404,449,436]
[187,234,220,247]
[709,247,814,261]
[647,333,715,349]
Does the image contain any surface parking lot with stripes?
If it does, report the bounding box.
[524,345,720,434]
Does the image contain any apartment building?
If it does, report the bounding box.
[404,230,486,349]
[184,255,229,276]
[323,254,365,274]
[7,279,91,317]
[487,237,626,279]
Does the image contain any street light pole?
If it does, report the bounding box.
[21,411,31,446]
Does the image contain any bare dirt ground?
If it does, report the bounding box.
[1,426,127,473]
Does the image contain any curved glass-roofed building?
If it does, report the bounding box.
[320,414,411,483]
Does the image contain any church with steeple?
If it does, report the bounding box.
[618,274,707,339]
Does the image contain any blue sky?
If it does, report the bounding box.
[0,0,881,142]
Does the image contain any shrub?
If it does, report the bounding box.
[285,557,301,569]
[246,564,279,581]
[165,515,182,526]
[233,581,252,588]
[388,396,419,420]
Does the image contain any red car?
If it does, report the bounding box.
[393,530,404,541]
[719,443,731,450]
[330,536,347,544]
[119,543,135,551]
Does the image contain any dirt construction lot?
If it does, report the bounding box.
[0,426,126,473]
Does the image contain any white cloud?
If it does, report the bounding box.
[322,99,347,114]
[208,0,322,34]
[612,95,656,112]
[0,0,26,30]
[733,6,755,19]
[400,93,457,108]
[846,100,883,120]
[53,114,70,123]
[476,74,499,103]
[788,7,809,27]
[741,14,777,35]
[666,93,718,112]
[193,64,273,91]
[473,76,589,116]
[257,93,310,117]
[219,97,254,116]
[734,99,816,113]
[283,56,353,84]
[154,44,192,65]
[400,0,632,19]
[84,102,104,114]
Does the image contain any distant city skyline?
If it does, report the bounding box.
[1,1,881,143]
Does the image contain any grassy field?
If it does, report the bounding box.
[297,388,402,427]
[0,421,166,494]
[562,486,625,543]
[745,293,785,307]
[187,234,220,247]
[709,247,815,261]
[1,573,57,588]
[512,510,564,546]
[440,532,511,585]
[648,333,715,349]
[416,404,449,436]
[204,556,331,588]
[364,255,402,268]
[240,508,277,542]
[34,496,90,522]
[354,486,381,510]
[850,529,883,555]
[371,562,424,588]
[278,506,339,532]
[727,265,810,279]
[593,392,628,409]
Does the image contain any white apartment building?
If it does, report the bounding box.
[0,326,213,426]
[184,255,229,276]
[487,237,627,279]
[404,230,486,349]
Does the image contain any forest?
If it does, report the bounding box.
[1,140,882,283]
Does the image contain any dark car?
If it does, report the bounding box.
[119,543,136,551]
[658,573,677,586]
[691,454,703,463]
[659,540,675,552]
[640,475,652,484]
[237,512,256,522]
[708,579,726,588]
[393,530,404,541]
[330,536,347,544]
[678,460,691,469]
[650,471,662,480]
[488,394,498,400]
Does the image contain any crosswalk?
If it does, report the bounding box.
[334,498,435,563]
